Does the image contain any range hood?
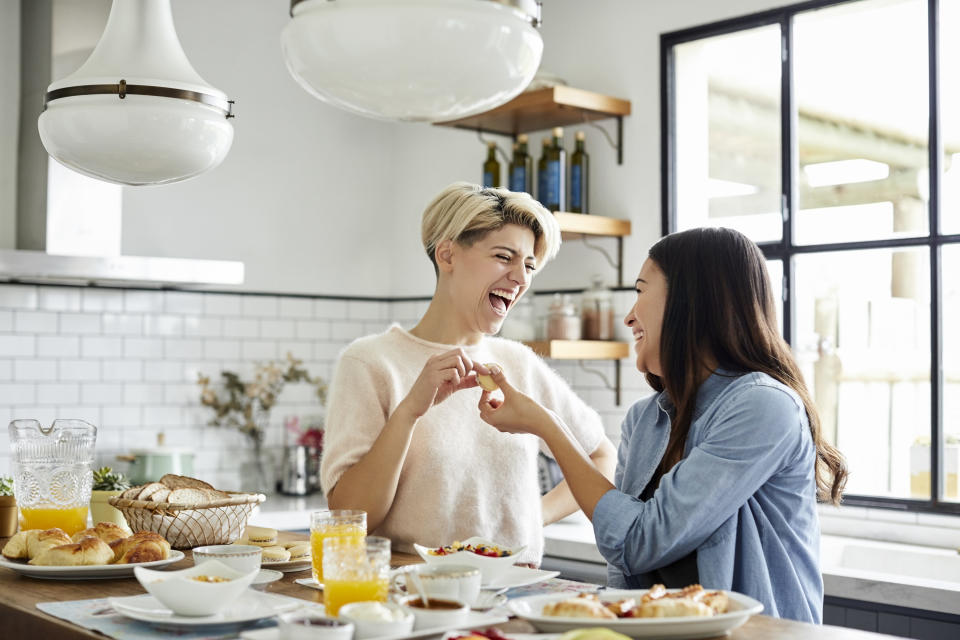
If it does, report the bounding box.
[0,0,244,289]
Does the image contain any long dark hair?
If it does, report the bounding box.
[647,227,847,504]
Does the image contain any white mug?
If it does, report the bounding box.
[398,564,482,607]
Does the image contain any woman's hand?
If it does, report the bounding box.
[477,365,556,438]
[399,348,482,419]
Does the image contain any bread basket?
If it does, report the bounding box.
[109,492,265,549]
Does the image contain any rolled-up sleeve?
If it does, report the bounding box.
[593,384,807,575]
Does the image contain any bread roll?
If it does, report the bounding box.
[29,536,114,566]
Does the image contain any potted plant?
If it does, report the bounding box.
[90,466,131,530]
[0,476,16,537]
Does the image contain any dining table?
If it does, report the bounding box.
[0,531,904,640]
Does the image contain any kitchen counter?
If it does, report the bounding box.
[0,530,903,640]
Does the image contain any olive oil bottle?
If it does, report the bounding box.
[541,127,566,212]
[482,141,500,188]
[570,130,589,213]
[537,136,550,206]
[509,133,533,194]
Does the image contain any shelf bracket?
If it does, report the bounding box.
[577,359,622,406]
[583,115,624,165]
[576,235,625,287]
[475,130,512,164]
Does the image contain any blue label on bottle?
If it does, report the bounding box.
[545,161,562,209]
[538,168,547,205]
[510,167,527,193]
[571,165,583,210]
[482,171,495,188]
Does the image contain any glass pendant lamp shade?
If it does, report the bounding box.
[37,0,234,186]
[281,0,544,122]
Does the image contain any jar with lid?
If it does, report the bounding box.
[581,275,614,340]
[546,293,581,340]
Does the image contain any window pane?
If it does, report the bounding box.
[941,1,960,235]
[793,0,929,245]
[942,246,960,502]
[793,248,930,499]
[673,25,782,242]
[766,259,783,337]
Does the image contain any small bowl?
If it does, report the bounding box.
[400,595,470,631]
[279,611,355,640]
[134,559,258,617]
[339,601,415,639]
[413,536,523,584]
[193,544,262,574]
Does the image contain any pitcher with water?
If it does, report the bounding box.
[9,419,97,535]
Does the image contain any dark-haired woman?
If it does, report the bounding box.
[478,227,847,623]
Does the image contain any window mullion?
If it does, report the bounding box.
[781,14,796,345]
[927,0,943,505]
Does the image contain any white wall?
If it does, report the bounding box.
[0,1,20,250]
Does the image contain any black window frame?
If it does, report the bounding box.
[661,0,960,514]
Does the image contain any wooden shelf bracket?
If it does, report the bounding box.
[577,359,622,406]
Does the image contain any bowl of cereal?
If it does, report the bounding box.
[133,559,258,616]
[413,536,523,584]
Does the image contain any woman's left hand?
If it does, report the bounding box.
[477,365,555,438]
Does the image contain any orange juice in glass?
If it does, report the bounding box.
[322,535,390,616]
[310,509,366,583]
[19,505,89,535]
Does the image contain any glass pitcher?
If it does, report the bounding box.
[9,419,97,535]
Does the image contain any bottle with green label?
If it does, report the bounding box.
[537,136,550,206]
[509,133,533,194]
[482,141,500,188]
[570,130,589,213]
[541,127,566,212]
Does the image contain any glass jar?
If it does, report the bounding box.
[546,293,581,340]
[581,275,615,340]
[499,295,537,341]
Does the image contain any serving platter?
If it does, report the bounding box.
[506,589,764,639]
[0,550,185,580]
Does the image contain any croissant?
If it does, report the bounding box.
[2,528,73,560]
[29,536,114,566]
[542,596,617,619]
[110,531,171,563]
[634,598,714,618]
[116,539,169,564]
[71,522,130,545]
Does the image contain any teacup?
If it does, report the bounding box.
[192,544,262,574]
[397,564,481,607]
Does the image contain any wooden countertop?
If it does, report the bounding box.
[0,532,902,640]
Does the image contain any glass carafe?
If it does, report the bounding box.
[9,419,97,535]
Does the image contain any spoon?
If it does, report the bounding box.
[407,569,430,607]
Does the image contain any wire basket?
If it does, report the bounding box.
[109,492,266,549]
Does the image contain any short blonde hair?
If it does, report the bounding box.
[421,182,561,274]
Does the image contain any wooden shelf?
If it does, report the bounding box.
[524,340,630,360]
[554,212,631,237]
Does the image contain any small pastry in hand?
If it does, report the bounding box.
[29,536,114,566]
[476,363,501,392]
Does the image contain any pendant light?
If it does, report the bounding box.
[281,0,543,123]
[37,0,235,186]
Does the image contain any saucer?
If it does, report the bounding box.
[108,590,305,627]
[252,569,284,590]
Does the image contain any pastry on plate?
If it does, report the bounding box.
[261,546,291,562]
[244,525,279,547]
[71,522,130,545]
[2,528,72,560]
[543,595,617,619]
[109,531,171,563]
[286,544,310,562]
[29,536,114,566]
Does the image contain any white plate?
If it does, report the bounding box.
[260,558,312,572]
[507,590,764,639]
[239,610,508,640]
[252,568,284,589]
[108,590,307,627]
[0,550,185,580]
[483,565,559,590]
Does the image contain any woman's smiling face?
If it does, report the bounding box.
[445,223,537,336]
[624,258,668,376]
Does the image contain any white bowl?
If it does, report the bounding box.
[279,611,356,640]
[339,601,415,638]
[400,595,470,631]
[193,544,262,574]
[413,536,524,584]
[134,558,259,617]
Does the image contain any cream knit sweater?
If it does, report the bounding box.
[320,325,605,565]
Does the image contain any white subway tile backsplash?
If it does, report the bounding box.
[261,320,295,339]
[296,320,328,339]
[11,406,56,424]
[0,360,11,381]
[124,291,164,313]
[165,383,199,405]
[102,313,143,335]
[0,285,38,309]
[279,297,314,319]
[81,383,124,404]
[241,296,278,317]
[124,337,164,359]
[330,321,367,341]
[0,335,35,357]
[314,341,346,361]
[144,361,187,382]
[123,383,164,404]
[14,310,58,333]
[81,336,123,358]
[348,300,387,320]
[183,316,222,337]
[314,299,348,318]
[242,340,277,360]
[60,313,102,334]
[143,406,182,427]
[164,338,204,360]
[205,339,240,360]
[0,383,36,404]
[102,406,142,428]
[164,291,205,315]
[222,318,259,338]
[60,360,100,381]
[144,314,183,337]
[82,289,125,312]
[37,383,80,404]
[56,406,101,426]
[14,359,58,381]
[0,310,12,331]
[204,294,242,315]
[277,341,312,361]
[38,287,82,311]
[37,336,80,358]
[101,359,143,382]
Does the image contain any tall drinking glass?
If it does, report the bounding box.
[310,509,366,583]
[9,419,97,535]
[322,535,390,616]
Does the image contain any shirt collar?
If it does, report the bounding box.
[655,368,742,422]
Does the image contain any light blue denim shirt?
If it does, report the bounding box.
[593,370,823,623]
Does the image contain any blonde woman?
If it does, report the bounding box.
[321,183,616,565]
